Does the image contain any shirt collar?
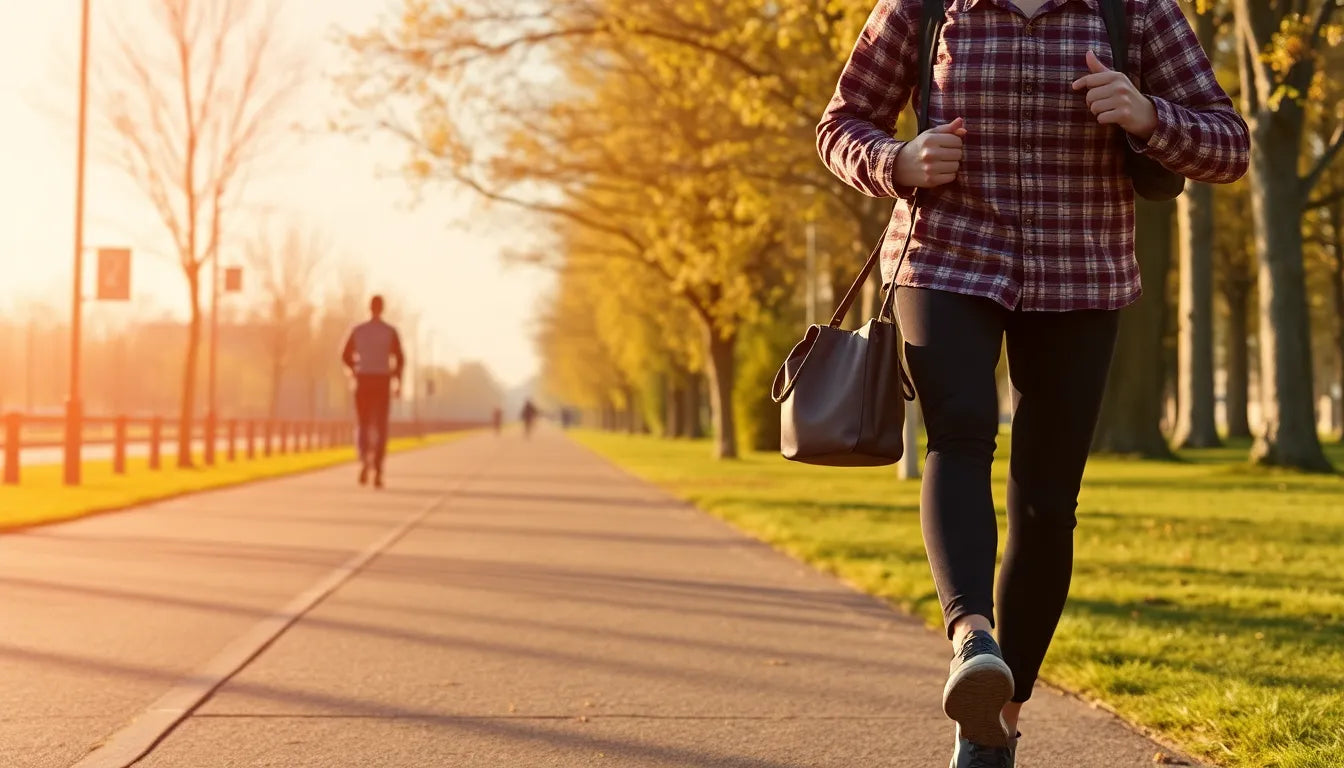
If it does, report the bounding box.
[960,0,1100,13]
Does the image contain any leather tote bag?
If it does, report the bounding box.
[771,228,917,466]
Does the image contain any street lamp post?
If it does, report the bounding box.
[64,0,93,487]
[205,235,220,465]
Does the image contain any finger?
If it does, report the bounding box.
[925,161,961,176]
[1090,96,1126,116]
[1096,108,1130,126]
[1085,49,1110,75]
[1084,82,1125,106]
[923,145,963,161]
[926,173,958,187]
[925,133,964,149]
[928,117,965,134]
[1071,71,1123,91]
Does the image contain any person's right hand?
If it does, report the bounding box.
[894,117,968,189]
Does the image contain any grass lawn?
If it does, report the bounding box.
[0,432,469,531]
[576,431,1344,768]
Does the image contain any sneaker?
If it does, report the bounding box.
[950,726,1018,768]
[943,630,1014,748]
[358,464,369,485]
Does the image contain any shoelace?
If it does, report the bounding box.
[965,742,1013,768]
[957,631,1000,665]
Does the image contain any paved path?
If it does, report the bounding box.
[0,432,1202,767]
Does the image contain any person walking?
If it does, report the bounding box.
[341,295,406,488]
[817,0,1248,764]
[520,399,539,438]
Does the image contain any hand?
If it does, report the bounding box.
[392,379,402,399]
[1071,50,1158,141]
[894,117,968,189]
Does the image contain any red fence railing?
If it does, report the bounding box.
[1,414,478,486]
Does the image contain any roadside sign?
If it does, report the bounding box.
[224,266,243,293]
[96,248,132,301]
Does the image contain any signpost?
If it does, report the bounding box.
[96,248,131,301]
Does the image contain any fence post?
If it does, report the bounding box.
[279,422,289,455]
[149,416,162,470]
[246,420,256,460]
[113,416,127,475]
[204,413,217,466]
[264,421,274,457]
[3,413,20,485]
[227,419,237,462]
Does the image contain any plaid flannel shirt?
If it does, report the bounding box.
[817,0,1249,311]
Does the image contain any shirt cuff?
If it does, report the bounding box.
[878,139,918,200]
[1126,96,1178,157]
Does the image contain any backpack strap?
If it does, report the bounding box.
[1097,0,1128,75]
[918,0,947,134]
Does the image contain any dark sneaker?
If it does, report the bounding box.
[950,726,1018,768]
[943,630,1014,748]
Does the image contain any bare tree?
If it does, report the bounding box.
[100,0,298,467]
[246,223,326,419]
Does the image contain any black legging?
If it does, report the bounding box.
[895,287,1119,702]
[354,375,392,471]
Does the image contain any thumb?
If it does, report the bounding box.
[929,117,965,133]
[1085,49,1109,74]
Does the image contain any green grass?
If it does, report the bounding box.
[0,432,469,531]
[576,431,1344,768]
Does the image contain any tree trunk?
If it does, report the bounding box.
[1223,279,1253,439]
[1330,202,1344,441]
[664,375,682,438]
[178,272,202,467]
[1246,117,1333,471]
[683,378,704,439]
[1093,197,1177,458]
[1173,179,1222,447]
[704,325,738,459]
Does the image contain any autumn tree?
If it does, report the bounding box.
[1233,0,1342,471]
[343,0,835,458]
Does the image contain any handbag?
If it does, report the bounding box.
[771,222,918,466]
[770,0,947,466]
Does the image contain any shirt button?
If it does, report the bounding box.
[1025,248,1035,256]
[1024,24,1035,36]
[1023,82,1034,94]
[1024,216,1035,226]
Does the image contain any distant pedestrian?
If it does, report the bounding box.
[817,0,1248,764]
[492,407,503,436]
[520,399,539,438]
[342,295,405,488]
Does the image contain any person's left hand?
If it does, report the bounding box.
[1071,50,1158,142]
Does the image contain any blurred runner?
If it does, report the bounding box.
[341,295,405,488]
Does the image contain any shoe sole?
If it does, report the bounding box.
[943,654,1014,748]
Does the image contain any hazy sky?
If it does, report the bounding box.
[0,0,552,388]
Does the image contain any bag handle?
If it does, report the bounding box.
[827,0,945,330]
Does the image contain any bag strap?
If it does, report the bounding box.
[827,0,946,330]
[1097,0,1128,74]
